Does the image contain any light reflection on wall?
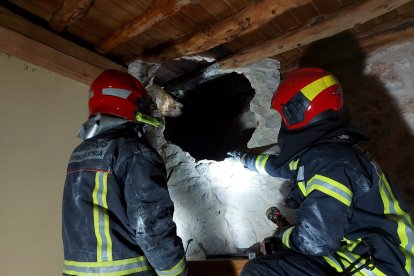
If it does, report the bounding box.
[140,59,286,258]
[207,160,256,192]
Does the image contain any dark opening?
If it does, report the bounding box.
[164,73,256,161]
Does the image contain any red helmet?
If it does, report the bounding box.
[88,70,148,121]
[271,67,343,130]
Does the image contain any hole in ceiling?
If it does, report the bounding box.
[164,72,256,161]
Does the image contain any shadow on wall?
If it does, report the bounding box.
[299,31,414,207]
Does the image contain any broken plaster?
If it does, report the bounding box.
[129,59,286,259]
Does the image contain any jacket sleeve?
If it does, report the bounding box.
[123,148,187,275]
[242,153,292,179]
[278,162,353,256]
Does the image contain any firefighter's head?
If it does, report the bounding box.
[271,67,343,131]
[88,70,149,122]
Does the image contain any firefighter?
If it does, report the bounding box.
[228,67,414,275]
[62,70,187,276]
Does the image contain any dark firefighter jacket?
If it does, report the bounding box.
[242,133,414,276]
[62,121,186,276]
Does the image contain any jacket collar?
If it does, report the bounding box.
[77,114,129,140]
[275,118,368,167]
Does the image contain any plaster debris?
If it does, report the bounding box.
[148,84,183,117]
[129,61,183,117]
[128,60,160,87]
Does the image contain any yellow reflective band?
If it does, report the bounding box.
[261,155,270,171]
[156,257,186,276]
[282,226,295,248]
[93,171,113,262]
[306,175,353,206]
[323,256,343,273]
[255,155,270,174]
[301,75,338,101]
[342,237,362,252]
[64,256,147,267]
[298,181,306,196]
[289,159,299,170]
[379,173,414,274]
[63,256,151,276]
[102,172,112,261]
[93,173,103,262]
[336,250,386,276]
[63,267,151,276]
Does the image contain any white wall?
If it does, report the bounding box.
[0,53,87,275]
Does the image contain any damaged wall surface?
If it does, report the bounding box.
[129,38,414,259]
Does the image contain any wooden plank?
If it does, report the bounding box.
[187,259,248,276]
[49,0,94,32]
[6,0,55,21]
[0,6,125,71]
[0,25,102,85]
[135,0,312,63]
[96,0,196,54]
[219,0,411,69]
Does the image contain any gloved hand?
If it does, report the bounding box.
[226,151,245,163]
[260,236,285,256]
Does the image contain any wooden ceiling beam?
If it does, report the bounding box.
[219,0,411,69]
[0,25,102,84]
[49,0,94,32]
[0,6,125,72]
[134,0,312,63]
[96,0,196,54]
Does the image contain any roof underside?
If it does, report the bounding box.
[1,0,414,85]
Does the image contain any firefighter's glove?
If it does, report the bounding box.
[226,151,245,163]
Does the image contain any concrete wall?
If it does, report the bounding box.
[0,53,87,275]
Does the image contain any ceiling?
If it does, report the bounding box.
[1,0,414,85]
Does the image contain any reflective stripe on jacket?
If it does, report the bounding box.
[63,125,186,276]
[243,140,414,276]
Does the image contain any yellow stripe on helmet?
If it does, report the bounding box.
[301,75,338,101]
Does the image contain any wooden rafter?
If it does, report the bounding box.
[219,0,411,69]
[135,0,312,63]
[0,6,125,72]
[96,0,196,54]
[0,25,102,84]
[49,0,94,32]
